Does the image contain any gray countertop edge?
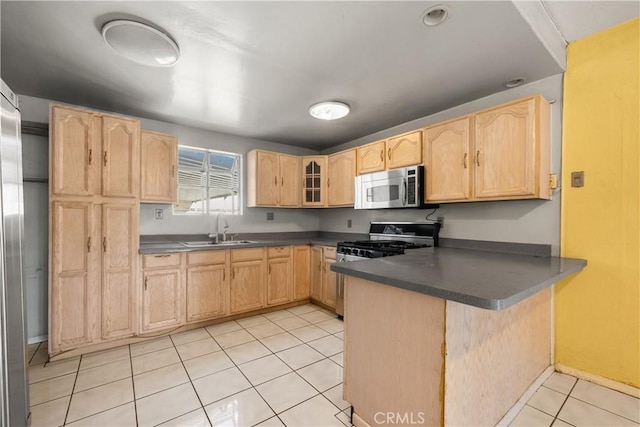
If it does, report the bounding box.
[139,238,340,254]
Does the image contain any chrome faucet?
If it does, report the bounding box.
[208,213,229,243]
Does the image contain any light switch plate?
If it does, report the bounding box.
[155,209,163,220]
[266,212,274,221]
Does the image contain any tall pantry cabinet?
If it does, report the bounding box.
[49,104,140,354]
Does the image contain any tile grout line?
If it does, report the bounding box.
[550,379,579,426]
[566,393,640,424]
[127,344,139,427]
[61,354,82,426]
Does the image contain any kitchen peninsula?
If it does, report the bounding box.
[331,246,586,426]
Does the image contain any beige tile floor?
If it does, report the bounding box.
[26,303,639,427]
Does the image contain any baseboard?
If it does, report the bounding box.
[555,364,640,398]
[28,335,47,345]
[496,365,555,426]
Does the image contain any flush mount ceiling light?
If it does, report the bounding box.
[422,5,449,27]
[101,20,180,67]
[309,101,350,120]
[505,78,526,88]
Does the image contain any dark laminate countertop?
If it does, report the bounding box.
[330,247,587,311]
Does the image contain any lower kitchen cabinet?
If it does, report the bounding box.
[293,245,310,300]
[142,269,183,332]
[230,248,266,314]
[310,246,323,300]
[309,246,337,310]
[186,264,228,323]
[267,256,292,306]
[322,258,337,308]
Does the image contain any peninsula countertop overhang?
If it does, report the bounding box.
[330,247,587,310]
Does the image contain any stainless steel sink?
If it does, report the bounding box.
[180,240,256,247]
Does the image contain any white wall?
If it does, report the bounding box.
[319,75,564,255]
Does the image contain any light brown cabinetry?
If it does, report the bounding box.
[356,140,386,175]
[309,246,337,310]
[267,246,292,306]
[293,246,310,300]
[230,248,266,314]
[101,115,140,198]
[247,150,300,207]
[301,156,327,207]
[142,266,183,332]
[328,149,356,206]
[322,258,337,308]
[310,246,323,300]
[140,130,177,203]
[386,130,423,169]
[186,251,229,323]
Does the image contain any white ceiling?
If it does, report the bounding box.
[1,1,637,150]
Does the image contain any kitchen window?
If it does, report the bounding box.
[174,145,242,215]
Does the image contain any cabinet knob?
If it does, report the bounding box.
[103,237,107,253]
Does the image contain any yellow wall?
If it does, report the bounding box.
[557,18,640,387]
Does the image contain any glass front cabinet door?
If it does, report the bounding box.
[301,156,327,207]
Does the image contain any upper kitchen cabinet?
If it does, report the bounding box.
[50,104,140,199]
[140,130,177,203]
[386,130,423,169]
[328,149,356,206]
[356,140,386,175]
[424,116,473,202]
[474,95,550,200]
[247,150,300,207]
[301,156,327,207]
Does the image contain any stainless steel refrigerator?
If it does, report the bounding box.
[0,79,29,426]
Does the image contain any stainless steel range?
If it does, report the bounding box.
[335,222,441,316]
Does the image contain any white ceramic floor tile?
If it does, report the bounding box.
[264,310,295,321]
[526,385,567,417]
[66,402,136,426]
[206,320,242,337]
[67,378,134,423]
[336,409,352,427]
[131,347,180,375]
[544,372,577,395]
[558,397,638,426]
[29,372,75,406]
[176,337,221,360]
[183,350,235,380]
[323,384,351,411]
[299,310,336,324]
[171,328,210,346]
[225,341,271,365]
[158,408,211,427]
[279,394,344,427]
[276,344,325,370]
[237,315,270,328]
[130,336,173,357]
[136,382,201,427]
[570,379,640,423]
[192,367,252,405]
[260,332,304,353]
[80,346,129,371]
[273,316,311,331]
[238,355,293,386]
[205,388,275,426]
[214,329,256,349]
[308,335,343,357]
[334,331,344,340]
[30,344,49,366]
[316,318,344,334]
[255,372,318,413]
[289,325,330,342]
[509,405,554,427]
[246,322,286,339]
[255,416,286,426]
[551,420,573,426]
[297,358,343,392]
[29,395,69,427]
[74,358,131,392]
[134,362,190,398]
[29,358,79,384]
[330,352,343,367]
[287,304,319,315]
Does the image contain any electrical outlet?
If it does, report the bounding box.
[154,209,163,220]
[266,212,274,221]
[347,219,352,228]
[571,171,584,188]
[437,216,445,228]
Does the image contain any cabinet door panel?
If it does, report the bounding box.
[387,130,423,169]
[475,99,536,198]
[279,154,300,207]
[230,260,265,313]
[102,204,137,339]
[301,156,327,207]
[256,151,279,206]
[141,131,177,203]
[310,247,323,300]
[187,265,228,322]
[425,117,472,202]
[51,106,97,197]
[356,140,386,175]
[102,115,140,198]
[267,257,292,306]
[322,259,337,308]
[142,270,182,332]
[293,246,310,300]
[328,150,356,206]
[50,201,99,351]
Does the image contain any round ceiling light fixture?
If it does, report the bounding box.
[101,20,180,67]
[308,101,350,120]
[422,5,449,27]
[505,78,526,88]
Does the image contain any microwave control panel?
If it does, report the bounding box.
[407,169,416,205]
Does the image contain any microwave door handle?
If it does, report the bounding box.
[366,187,373,202]
[402,180,408,206]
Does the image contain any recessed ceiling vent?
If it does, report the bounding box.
[101,20,180,67]
[422,5,449,27]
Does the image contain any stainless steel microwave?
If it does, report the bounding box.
[354,165,426,209]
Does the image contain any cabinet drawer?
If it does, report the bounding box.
[143,253,182,269]
[231,248,265,262]
[268,246,291,258]
[187,250,227,266]
[323,247,337,260]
